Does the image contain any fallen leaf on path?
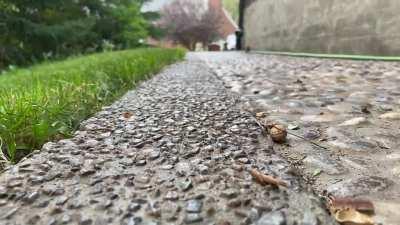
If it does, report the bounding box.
[256,112,266,118]
[328,197,375,213]
[335,208,374,225]
[250,169,288,187]
[123,112,133,119]
[312,169,322,177]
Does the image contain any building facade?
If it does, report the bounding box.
[242,0,400,55]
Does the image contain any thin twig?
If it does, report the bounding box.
[253,117,268,135]
[285,129,328,150]
[250,113,328,150]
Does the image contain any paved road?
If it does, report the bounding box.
[199,52,400,225]
[0,54,334,225]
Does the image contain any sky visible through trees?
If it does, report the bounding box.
[0,0,155,69]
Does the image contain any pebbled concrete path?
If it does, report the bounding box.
[201,52,400,225]
[0,54,335,225]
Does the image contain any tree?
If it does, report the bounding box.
[159,0,223,50]
[0,0,151,69]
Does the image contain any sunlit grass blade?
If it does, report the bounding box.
[0,48,185,164]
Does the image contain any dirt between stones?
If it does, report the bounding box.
[200,51,400,225]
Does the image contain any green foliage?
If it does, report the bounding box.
[0,48,186,163]
[143,11,165,40]
[222,0,239,22]
[0,0,155,69]
[111,3,148,47]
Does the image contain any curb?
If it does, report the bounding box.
[251,50,400,61]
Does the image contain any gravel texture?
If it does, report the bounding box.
[200,52,400,225]
[0,54,335,225]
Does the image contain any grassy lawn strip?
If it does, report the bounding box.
[253,50,400,61]
[0,48,185,163]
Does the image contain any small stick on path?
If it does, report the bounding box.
[250,169,288,187]
[249,112,328,150]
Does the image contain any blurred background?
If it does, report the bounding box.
[0,0,239,70]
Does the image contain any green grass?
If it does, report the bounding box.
[253,50,400,61]
[0,48,185,163]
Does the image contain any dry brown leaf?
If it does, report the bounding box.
[328,197,374,214]
[335,208,374,225]
[123,112,133,119]
[250,169,288,187]
[256,112,267,118]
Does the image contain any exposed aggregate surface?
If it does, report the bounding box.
[201,52,400,225]
[0,53,336,225]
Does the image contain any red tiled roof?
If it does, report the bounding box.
[209,0,238,38]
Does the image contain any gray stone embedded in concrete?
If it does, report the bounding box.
[201,51,400,225]
[0,53,335,225]
[243,0,400,55]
